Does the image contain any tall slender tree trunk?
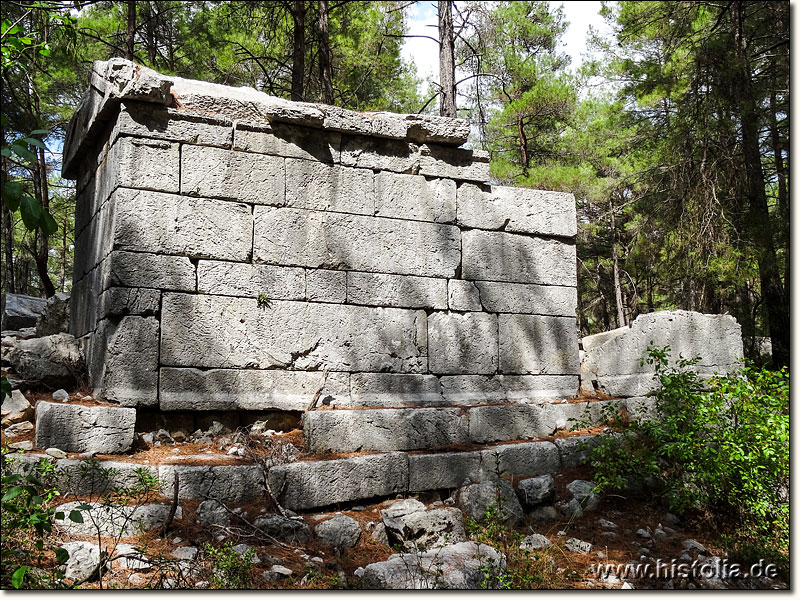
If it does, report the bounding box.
[317,0,334,105]
[33,145,55,298]
[609,195,626,328]
[438,0,456,117]
[125,0,136,60]
[730,0,788,366]
[291,1,306,102]
[1,204,15,294]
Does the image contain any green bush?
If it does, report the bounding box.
[583,345,788,558]
[203,541,255,589]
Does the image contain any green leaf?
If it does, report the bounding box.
[54,547,70,563]
[75,503,93,510]
[1,486,24,502]
[4,180,22,202]
[55,511,65,520]
[22,137,46,149]
[68,510,84,523]
[10,143,37,163]
[19,196,43,230]
[11,566,27,589]
[40,210,58,236]
[1,147,11,157]
[29,129,49,135]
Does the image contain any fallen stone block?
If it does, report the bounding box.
[382,502,466,551]
[35,401,135,454]
[1,389,33,425]
[516,474,555,509]
[314,514,362,549]
[35,292,71,337]
[455,479,524,524]
[8,333,86,389]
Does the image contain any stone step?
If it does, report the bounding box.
[302,397,654,453]
[8,433,616,512]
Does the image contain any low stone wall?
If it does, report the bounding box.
[62,59,581,427]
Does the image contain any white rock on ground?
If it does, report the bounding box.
[381,501,466,551]
[61,541,100,581]
[1,389,33,424]
[314,514,362,549]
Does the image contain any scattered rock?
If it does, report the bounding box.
[8,333,86,388]
[171,546,199,561]
[7,440,33,450]
[566,479,600,511]
[4,421,33,438]
[116,544,151,570]
[528,505,558,522]
[231,543,261,564]
[600,532,618,542]
[598,518,617,529]
[207,421,230,436]
[360,542,506,589]
[46,447,68,459]
[682,539,707,555]
[36,292,70,337]
[516,474,555,509]
[52,389,69,402]
[564,538,592,554]
[654,527,668,542]
[636,528,651,539]
[1,389,33,424]
[455,479,524,524]
[520,533,551,551]
[196,500,232,528]
[61,541,100,581]
[664,513,681,526]
[1,293,47,330]
[368,521,390,546]
[156,429,174,444]
[556,498,583,519]
[171,430,187,443]
[383,505,466,551]
[621,581,634,589]
[315,514,362,549]
[253,514,312,543]
[270,565,293,577]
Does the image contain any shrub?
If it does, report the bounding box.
[203,542,255,589]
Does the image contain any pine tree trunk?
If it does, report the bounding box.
[291,1,306,102]
[609,196,626,328]
[438,0,456,117]
[317,0,334,105]
[125,0,136,60]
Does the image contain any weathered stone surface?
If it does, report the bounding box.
[305,269,347,303]
[408,451,482,492]
[253,207,461,278]
[197,261,305,300]
[621,396,660,421]
[196,499,231,528]
[106,136,180,194]
[8,333,86,388]
[55,459,157,496]
[554,435,605,469]
[360,542,506,590]
[161,294,427,372]
[252,514,312,543]
[383,505,466,551]
[115,102,233,147]
[181,145,284,204]
[36,292,71,337]
[315,515,362,548]
[98,287,161,319]
[480,442,561,478]
[457,183,576,238]
[516,475,555,509]
[36,401,135,454]
[304,408,468,452]
[340,136,419,173]
[55,501,173,537]
[1,389,33,425]
[582,311,745,397]
[428,312,498,375]
[91,316,159,406]
[4,421,33,437]
[234,122,340,163]
[419,145,490,182]
[375,172,456,223]
[106,251,196,291]
[268,453,408,510]
[499,315,580,375]
[440,375,579,404]
[567,479,600,511]
[520,534,551,551]
[61,541,101,581]
[157,464,264,502]
[159,368,348,411]
[285,158,372,215]
[348,373,442,407]
[462,230,576,286]
[472,281,576,317]
[2,293,47,331]
[111,188,253,261]
[455,479,524,524]
[447,280,481,311]
[565,538,592,554]
[347,272,447,310]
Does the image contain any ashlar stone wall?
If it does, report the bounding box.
[63,59,580,425]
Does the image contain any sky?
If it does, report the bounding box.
[400,1,609,94]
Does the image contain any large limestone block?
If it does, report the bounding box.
[197,261,305,300]
[97,287,160,320]
[473,281,577,316]
[374,172,456,223]
[181,145,285,204]
[480,442,561,478]
[114,101,233,147]
[253,207,461,277]
[304,407,469,452]
[105,251,195,291]
[110,189,253,261]
[234,121,340,163]
[462,230,576,285]
[306,269,347,303]
[408,452,483,491]
[92,316,159,406]
[440,375,579,404]
[35,401,136,454]
[55,459,157,496]
[428,312,498,375]
[157,464,265,502]
[347,272,447,310]
[419,145,490,182]
[285,159,373,215]
[8,333,86,389]
[499,315,580,375]
[160,293,427,372]
[349,373,442,407]
[105,136,180,194]
[159,368,349,411]
[457,183,576,238]
[581,311,744,398]
[340,135,419,173]
[447,280,481,311]
[2,293,47,330]
[35,292,71,337]
[113,189,253,261]
[268,452,409,510]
